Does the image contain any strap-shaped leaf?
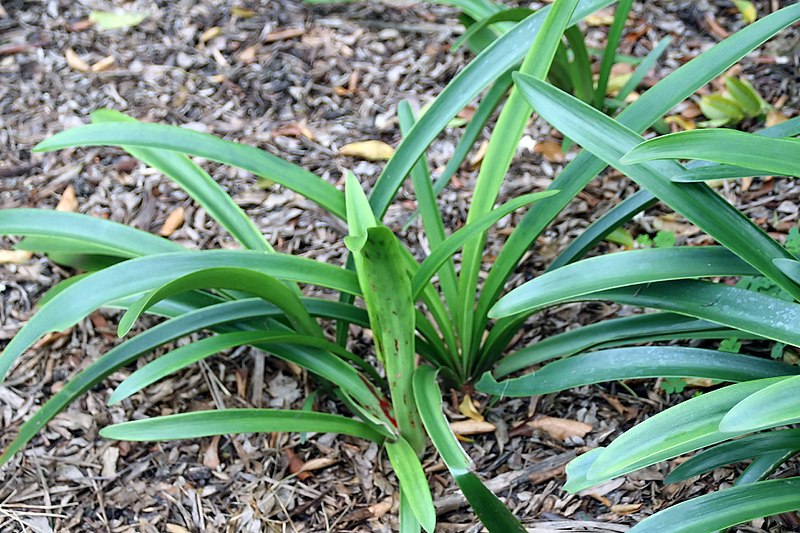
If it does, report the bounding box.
[493,313,739,378]
[369,0,614,216]
[564,377,791,492]
[622,129,800,177]
[91,109,271,251]
[99,409,384,443]
[118,267,320,337]
[581,280,800,347]
[33,121,346,220]
[385,437,436,532]
[0,250,359,381]
[490,247,756,318]
[348,224,424,453]
[511,73,800,300]
[413,365,538,533]
[628,478,800,533]
[665,430,800,484]
[719,374,800,433]
[0,209,183,257]
[109,330,363,404]
[476,346,798,397]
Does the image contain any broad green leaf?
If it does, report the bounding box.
[490,247,755,318]
[109,330,362,404]
[511,73,800,300]
[370,0,614,217]
[0,251,359,381]
[92,110,270,251]
[582,280,800,347]
[399,490,421,533]
[33,122,346,220]
[622,129,800,177]
[0,209,183,257]
[459,0,581,364]
[412,365,549,532]
[476,4,800,359]
[565,377,791,491]
[493,312,739,378]
[699,94,745,124]
[629,478,800,533]
[735,451,795,486]
[118,267,320,337]
[386,438,436,533]
[719,374,800,433]
[665,429,800,483]
[476,346,797,397]
[348,226,424,453]
[100,409,385,443]
[411,191,558,299]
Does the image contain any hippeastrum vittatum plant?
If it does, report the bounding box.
[3,1,800,530]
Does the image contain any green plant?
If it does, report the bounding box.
[2,1,800,531]
[698,76,771,127]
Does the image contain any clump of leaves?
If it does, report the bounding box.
[699,76,770,127]
[2,1,800,531]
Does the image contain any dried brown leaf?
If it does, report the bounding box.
[56,185,79,212]
[339,140,394,161]
[449,419,496,435]
[158,207,185,237]
[0,250,32,264]
[528,415,592,441]
[65,48,90,72]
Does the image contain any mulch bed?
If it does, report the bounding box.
[1,0,798,531]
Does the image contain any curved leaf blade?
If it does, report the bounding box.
[100,409,384,443]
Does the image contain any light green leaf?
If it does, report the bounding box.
[476,346,797,397]
[89,10,147,30]
[622,129,800,178]
[386,438,436,532]
[100,409,384,443]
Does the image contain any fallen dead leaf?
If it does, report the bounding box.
[91,55,116,72]
[586,12,615,26]
[0,250,32,264]
[469,140,489,168]
[299,457,338,473]
[101,446,119,478]
[534,140,564,163]
[231,6,256,18]
[237,44,258,64]
[664,115,696,131]
[611,503,643,515]
[165,525,191,533]
[528,415,592,441]
[367,497,393,520]
[578,477,626,498]
[339,140,394,161]
[203,435,221,469]
[272,122,314,141]
[56,185,79,212]
[265,27,304,43]
[158,207,185,237]
[200,27,222,44]
[285,448,312,480]
[450,419,496,435]
[766,110,789,127]
[65,48,90,72]
[458,395,484,422]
